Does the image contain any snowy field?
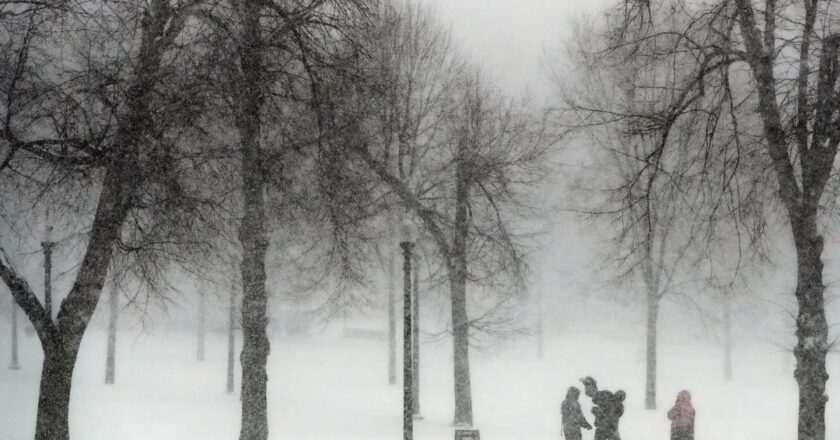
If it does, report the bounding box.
[1,325,837,440]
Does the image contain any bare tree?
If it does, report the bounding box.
[332,37,550,423]
[365,1,463,387]
[0,1,221,437]
[195,1,374,438]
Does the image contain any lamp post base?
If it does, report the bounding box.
[454,428,480,440]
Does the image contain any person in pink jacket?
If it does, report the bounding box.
[667,390,695,440]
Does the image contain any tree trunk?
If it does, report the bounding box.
[237,149,270,440]
[197,291,206,361]
[34,344,77,440]
[411,252,420,416]
[388,221,397,385]
[450,153,473,427]
[449,272,472,427]
[0,4,177,437]
[9,298,19,370]
[29,163,134,440]
[724,289,732,381]
[105,283,118,385]
[236,1,270,436]
[237,126,270,437]
[228,282,236,394]
[10,162,132,440]
[645,293,659,410]
[732,4,833,437]
[791,216,829,440]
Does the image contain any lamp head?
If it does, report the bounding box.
[42,207,53,243]
[44,224,53,243]
[399,217,416,244]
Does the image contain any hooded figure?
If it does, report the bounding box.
[562,386,592,440]
[580,376,624,440]
[667,390,695,440]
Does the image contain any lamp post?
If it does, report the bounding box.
[400,218,416,440]
[388,219,397,385]
[9,298,19,370]
[42,222,54,321]
[411,251,422,419]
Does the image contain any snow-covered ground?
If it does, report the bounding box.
[0,325,836,439]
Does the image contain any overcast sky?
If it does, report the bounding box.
[422,0,611,97]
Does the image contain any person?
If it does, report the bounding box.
[580,376,625,440]
[667,390,695,440]
[561,386,592,440]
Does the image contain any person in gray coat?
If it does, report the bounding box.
[562,386,592,440]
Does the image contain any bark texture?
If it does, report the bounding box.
[792,218,828,440]
[236,1,270,437]
[35,344,76,440]
[450,152,473,427]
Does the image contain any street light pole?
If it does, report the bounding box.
[400,218,415,440]
[9,297,19,370]
[42,224,54,321]
[388,219,397,385]
[411,253,422,419]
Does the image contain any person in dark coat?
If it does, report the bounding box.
[580,376,625,440]
[667,390,695,440]
[562,386,592,440]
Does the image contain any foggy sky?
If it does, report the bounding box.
[423,0,611,96]
[422,0,816,348]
